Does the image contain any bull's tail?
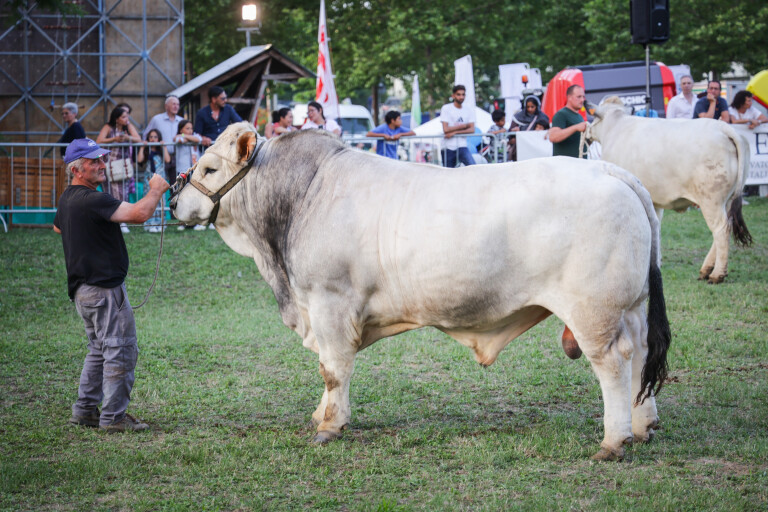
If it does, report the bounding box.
[639,261,671,404]
[601,163,671,404]
[724,127,753,247]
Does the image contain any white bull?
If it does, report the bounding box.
[171,122,671,461]
[587,99,753,283]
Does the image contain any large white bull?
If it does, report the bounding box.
[587,99,753,283]
[171,122,670,461]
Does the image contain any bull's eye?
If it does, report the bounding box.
[204,167,216,175]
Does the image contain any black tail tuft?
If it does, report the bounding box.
[729,195,753,247]
[637,262,671,405]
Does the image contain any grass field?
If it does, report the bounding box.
[1,199,767,511]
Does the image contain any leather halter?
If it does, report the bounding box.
[171,138,264,224]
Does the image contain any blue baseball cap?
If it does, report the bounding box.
[64,138,110,164]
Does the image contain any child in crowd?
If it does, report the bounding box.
[136,129,170,232]
[174,120,208,231]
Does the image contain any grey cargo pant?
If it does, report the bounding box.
[73,283,138,426]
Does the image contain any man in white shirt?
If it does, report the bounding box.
[666,75,696,119]
[143,96,184,181]
[440,85,476,167]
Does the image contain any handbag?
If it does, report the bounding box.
[107,157,133,182]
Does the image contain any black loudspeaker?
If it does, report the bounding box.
[630,0,670,45]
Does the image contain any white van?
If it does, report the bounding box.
[291,103,375,137]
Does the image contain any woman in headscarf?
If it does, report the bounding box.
[511,96,549,132]
[508,96,549,161]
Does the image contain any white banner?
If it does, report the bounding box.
[316,0,339,120]
[516,131,553,161]
[734,124,768,185]
[499,63,530,117]
[454,55,476,112]
[411,75,421,130]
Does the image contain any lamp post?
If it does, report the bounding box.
[238,3,261,47]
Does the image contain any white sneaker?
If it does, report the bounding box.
[120,223,130,234]
[177,225,186,231]
[208,224,216,230]
[193,224,206,231]
[148,226,161,233]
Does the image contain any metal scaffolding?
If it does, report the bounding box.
[0,0,184,143]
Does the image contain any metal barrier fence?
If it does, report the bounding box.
[0,142,182,232]
[341,132,511,165]
[0,133,514,232]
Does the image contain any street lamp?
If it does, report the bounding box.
[238,3,261,47]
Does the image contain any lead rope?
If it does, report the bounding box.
[131,195,167,310]
[579,124,591,160]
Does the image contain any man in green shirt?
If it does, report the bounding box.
[549,85,588,158]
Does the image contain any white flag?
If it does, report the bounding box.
[411,75,421,130]
[454,55,476,112]
[316,0,339,120]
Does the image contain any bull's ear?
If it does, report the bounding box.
[236,131,257,163]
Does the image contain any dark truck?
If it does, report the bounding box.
[541,61,677,121]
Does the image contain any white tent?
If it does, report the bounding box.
[413,107,494,136]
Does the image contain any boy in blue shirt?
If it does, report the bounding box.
[366,110,415,159]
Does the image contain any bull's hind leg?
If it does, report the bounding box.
[698,202,730,283]
[579,321,635,461]
[307,301,358,444]
[626,304,659,442]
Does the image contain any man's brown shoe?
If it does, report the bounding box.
[68,409,100,428]
[100,414,149,433]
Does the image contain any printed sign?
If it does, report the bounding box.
[734,125,768,185]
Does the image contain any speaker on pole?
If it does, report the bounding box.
[630,0,670,45]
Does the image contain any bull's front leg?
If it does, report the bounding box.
[307,302,359,444]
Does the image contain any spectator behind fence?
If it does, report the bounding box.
[174,120,207,231]
[302,101,341,135]
[549,85,588,159]
[366,110,415,160]
[485,109,506,162]
[440,84,476,167]
[136,129,170,233]
[509,96,550,161]
[666,75,696,119]
[57,102,86,157]
[693,81,731,122]
[194,86,243,147]
[143,96,184,183]
[114,102,143,141]
[266,108,296,139]
[97,107,141,233]
[54,138,170,432]
[729,90,767,129]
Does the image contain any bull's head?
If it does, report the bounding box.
[171,122,262,225]
[586,96,627,144]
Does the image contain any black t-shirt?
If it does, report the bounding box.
[53,186,128,299]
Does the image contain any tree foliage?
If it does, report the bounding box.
[184,0,767,109]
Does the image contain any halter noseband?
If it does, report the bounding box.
[171,137,264,224]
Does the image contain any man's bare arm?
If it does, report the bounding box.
[110,174,170,224]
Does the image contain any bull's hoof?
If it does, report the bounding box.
[561,326,582,360]
[591,436,632,461]
[707,274,726,284]
[312,430,342,444]
[634,428,655,444]
[308,418,320,429]
[698,267,714,280]
[591,447,625,461]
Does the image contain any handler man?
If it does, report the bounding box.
[54,138,170,432]
[549,84,588,158]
